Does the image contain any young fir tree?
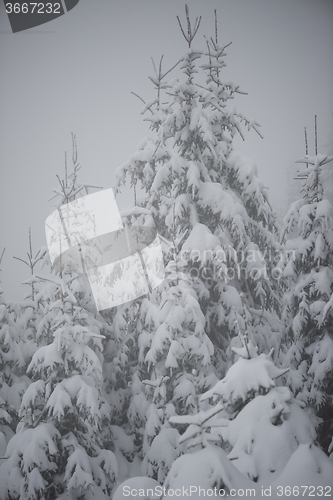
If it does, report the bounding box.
[1,210,58,463]
[163,369,255,498]
[14,229,47,349]
[280,128,333,454]
[114,6,281,480]
[0,136,119,500]
[0,248,32,456]
[166,332,333,493]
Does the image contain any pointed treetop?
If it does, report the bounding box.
[176,4,201,48]
[13,228,45,300]
[48,133,102,208]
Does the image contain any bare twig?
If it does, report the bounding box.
[13,256,27,266]
[0,248,5,267]
[305,126,309,169]
[131,92,154,115]
[274,367,290,380]
[65,151,68,188]
[72,132,78,166]
[159,57,182,80]
[214,9,218,45]
[305,127,308,155]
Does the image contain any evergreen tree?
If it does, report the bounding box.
[280,147,333,454]
[166,334,333,493]
[114,6,281,478]
[14,229,48,350]
[0,248,30,456]
[200,339,317,483]
[0,137,119,499]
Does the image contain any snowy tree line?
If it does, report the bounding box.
[0,7,332,499]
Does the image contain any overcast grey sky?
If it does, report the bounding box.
[0,0,332,301]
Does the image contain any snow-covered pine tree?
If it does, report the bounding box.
[280,134,333,454]
[166,332,333,493]
[114,6,281,479]
[0,248,31,458]
[14,228,48,350]
[115,6,282,357]
[162,369,254,498]
[200,337,320,484]
[0,136,119,500]
[0,227,54,450]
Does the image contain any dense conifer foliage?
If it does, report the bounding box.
[0,8,332,499]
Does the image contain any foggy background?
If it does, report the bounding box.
[0,0,332,301]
